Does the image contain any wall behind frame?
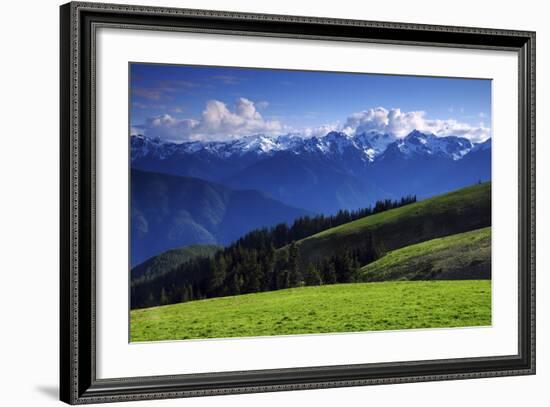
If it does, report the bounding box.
[0,0,546,406]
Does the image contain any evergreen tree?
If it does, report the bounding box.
[334,252,354,283]
[278,269,290,289]
[304,263,322,286]
[261,244,276,291]
[160,288,169,305]
[228,270,243,295]
[287,242,302,287]
[349,252,360,282]
[320,259,336,285]
[208,256,227,295]
[243,250,262,293]
[274,249,289,289]
[181,285,189,302]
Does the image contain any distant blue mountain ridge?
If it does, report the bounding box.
[131,169,311,267]
[131,130,491,214]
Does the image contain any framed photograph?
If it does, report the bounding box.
[60,1,536,404]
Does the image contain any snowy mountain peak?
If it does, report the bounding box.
[389,130,473,161]
[131,129,487,164]
[324,131,350,140]
[405,129,435,140]
[231,134,280,154]
[323,131,357,153]
[472,138,492,152]
[355,131,396,155]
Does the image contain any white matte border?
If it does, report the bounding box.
[96,27,518,379]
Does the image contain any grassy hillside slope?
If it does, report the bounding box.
[360,227,491,281]
[295,182,491,267]
[131,280,491,341]
[131,244,220,284]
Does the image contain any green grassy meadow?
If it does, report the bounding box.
[130,280,491,342]
[360,227,491,281]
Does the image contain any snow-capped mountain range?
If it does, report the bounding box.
[131,129,491,215]
[131,130,490,163]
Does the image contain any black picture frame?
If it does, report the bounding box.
[60,2,536,404]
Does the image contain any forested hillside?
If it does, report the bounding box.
[131,194,417,308]
[131,182,491,309]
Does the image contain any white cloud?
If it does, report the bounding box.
[302,123,341,138]
[342,107,490,142]
[170,106,185,113]
[421,118,490,143]
[134,103,491,143]
[342,107,424,137]
[256,101,269,109]
[134,98,284,141]
[133,114,199,140]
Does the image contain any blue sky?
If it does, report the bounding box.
[130,63,492,143]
